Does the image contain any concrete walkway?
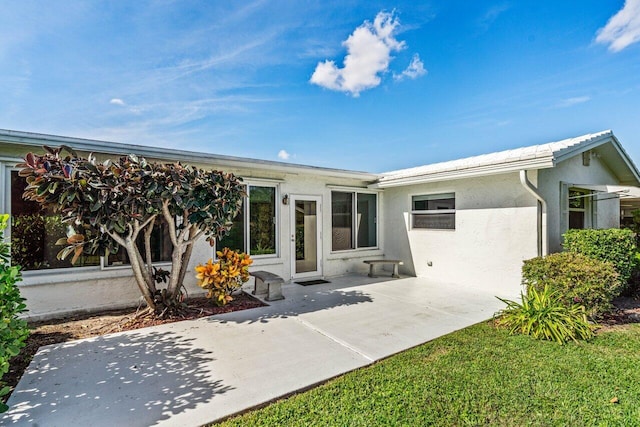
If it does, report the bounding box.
[2,276,513,426]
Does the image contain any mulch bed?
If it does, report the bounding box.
[3,292,265,400]
[599,295,640,328]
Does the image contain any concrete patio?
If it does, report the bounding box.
[2,275,515,426]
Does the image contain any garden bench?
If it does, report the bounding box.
[363,259,403,278]
[250,271,285,301]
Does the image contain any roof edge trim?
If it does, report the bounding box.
[0,129,380,181]
[372,158,554,188]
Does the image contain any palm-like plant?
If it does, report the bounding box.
[495,285,595,344]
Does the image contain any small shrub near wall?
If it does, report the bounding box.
[195,248,253,306]
[0,215,29,413]
[522,252,621,319]
[563,228,636,293]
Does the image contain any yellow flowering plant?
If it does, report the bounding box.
[195,248,253,306]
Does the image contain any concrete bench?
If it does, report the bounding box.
[363,260,403,278]
[250,271,285,301]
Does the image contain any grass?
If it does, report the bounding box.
[218,323,640,426]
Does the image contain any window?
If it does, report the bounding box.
[10,170,100,271]
[411,193,455,230]
[217,184,277,256]
[249,186,276,255]
[357,193,377,248]
[568,188,591,230]
[331,192,352,251]
[331,191,378,251]
[10,169,175,270]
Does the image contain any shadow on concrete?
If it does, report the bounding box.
[209,287,374,325]
[2,330,232,427]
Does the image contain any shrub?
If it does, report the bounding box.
[0,214,29,413]
[195,248,253,306]
[563,228,636,292]
[522,252,621,319]
[495,285,595,344]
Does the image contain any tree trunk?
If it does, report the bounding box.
[175,238,195,295]
[166,239,186,299]
[134,243,157,295]
[124,238,157,311]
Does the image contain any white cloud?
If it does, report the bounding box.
[311,11,421,96]
[110,98,126,106]
[478,4,510,32]
[555,96,591,108]
[277,149,290,160]
[596,0,640,52]
[394,54,427,80]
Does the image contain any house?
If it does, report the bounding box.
[376,130,640,295]
[1,129,638,320]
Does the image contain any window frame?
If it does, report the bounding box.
[330,189,379,253]
[5,163,175,274]
[568,187,593,230]
[5,164,103,275]
[215,180,280,259]
[101,215,177,270]
[410,192,456,230]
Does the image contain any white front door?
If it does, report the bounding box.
[290,195,322,279]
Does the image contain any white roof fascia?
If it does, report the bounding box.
[552,132,613,163]
[0,129,380,181]
[553,133,640,185]
[371,157,554,188]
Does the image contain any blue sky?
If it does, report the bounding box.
[1,1,639,172]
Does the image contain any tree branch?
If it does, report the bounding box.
[162,201,180,247]
[143,216,156,277]
[105,229,126,246]
[185,228,204,245]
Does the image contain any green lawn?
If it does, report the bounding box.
[219,323,640,426]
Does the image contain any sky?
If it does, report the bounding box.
[1,0,639,173]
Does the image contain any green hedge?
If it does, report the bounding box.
[563,228,636,292]
[522,252,621,319]
[0,215,29,413]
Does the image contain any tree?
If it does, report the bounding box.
[18,146,245,316]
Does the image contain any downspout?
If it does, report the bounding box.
[519,170,548,257]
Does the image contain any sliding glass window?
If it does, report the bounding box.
[217,184,278,256]
[9,170,100,271]
[331,191,378,251]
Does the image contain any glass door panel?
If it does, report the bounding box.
[295,200,317,274]
[291,195,322,278]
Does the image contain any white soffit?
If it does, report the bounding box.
[574,184,640,199]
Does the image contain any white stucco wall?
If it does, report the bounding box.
[538,153,621,253]
[17,255,209,321]
[2,147,383,320]
[382,172,538,296]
